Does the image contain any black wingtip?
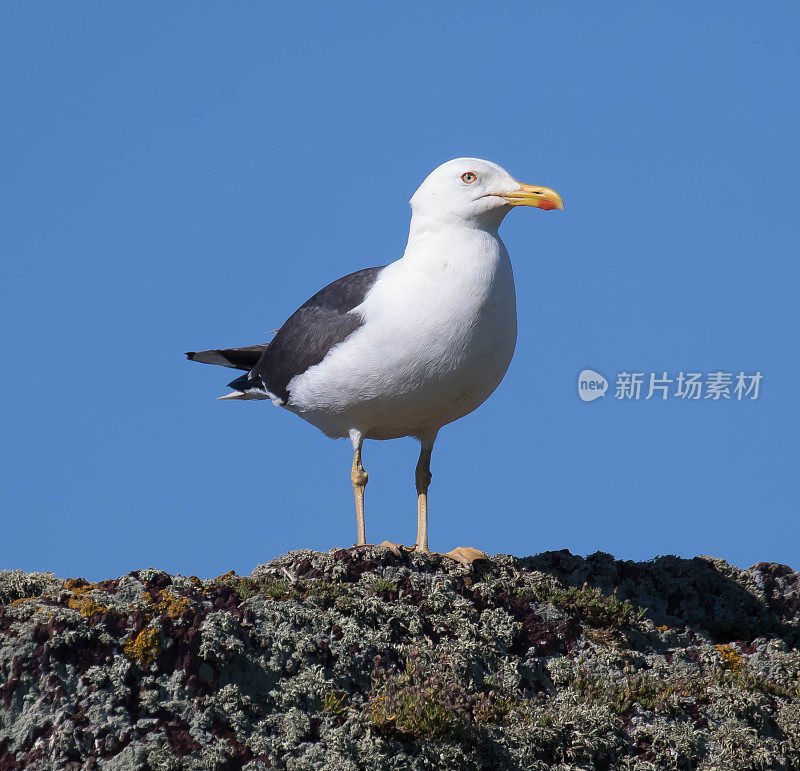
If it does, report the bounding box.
[185,351,196,360]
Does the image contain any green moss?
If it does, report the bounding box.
[335,595,357,612]
[211,571,290,601]
[518,582,647,628]
[570,660,799,717]
[570,668,709,715]
[307,580,349,606]
[371,579,398,595]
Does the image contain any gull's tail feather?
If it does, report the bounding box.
[217,390,265,401]
[185,344,267,371]
[186,344,271,401]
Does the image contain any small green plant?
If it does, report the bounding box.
[371,579,398,595]
[335,595,357,613]
[711,665,798,699]
[570,669,708,715]
[366,654,517,739]
[322,690,348,718]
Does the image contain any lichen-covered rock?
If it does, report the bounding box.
[0,550,798,770]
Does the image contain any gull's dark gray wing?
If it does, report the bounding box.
[227,266,385,403]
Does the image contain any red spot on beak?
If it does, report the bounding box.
[538,199,558,211]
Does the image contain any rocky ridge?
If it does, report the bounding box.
[1,549,799,770]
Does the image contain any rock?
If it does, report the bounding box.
[0,550,798,770]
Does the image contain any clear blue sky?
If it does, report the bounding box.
[2,2,798,580]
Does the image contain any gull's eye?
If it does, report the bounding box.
[460,171,477,184]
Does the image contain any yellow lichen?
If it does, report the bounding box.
[657,624,669,631]
[716,643,744,673]
[8,596,43,614]
[67,596,111,618]
[124,627,161,666]
[143,589,192,619]
[162,591,191,618]
[64,578,96,597]
[62,578,115,618]
[214,570,236,582]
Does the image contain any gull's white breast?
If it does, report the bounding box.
[286,227,517,440]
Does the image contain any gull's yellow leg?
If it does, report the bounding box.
[348,430,403,555]
[414,440,434,553]
[350,431,368,546]
[413,434,487,569]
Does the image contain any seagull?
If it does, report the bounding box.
[186,158,563,567]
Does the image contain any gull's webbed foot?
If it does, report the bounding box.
[440,546,488,569]
[406,544,488,569]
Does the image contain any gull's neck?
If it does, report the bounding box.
[407,207,505,243]
[403,210,508,268]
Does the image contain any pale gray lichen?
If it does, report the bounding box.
[0,569,63,605]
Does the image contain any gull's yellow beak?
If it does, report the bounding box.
[501,183,565,211]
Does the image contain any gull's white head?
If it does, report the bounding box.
[410,158,564,231]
